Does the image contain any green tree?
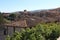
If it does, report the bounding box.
[8,13,17,21]
[0,13,6,24]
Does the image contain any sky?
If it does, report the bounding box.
[0,0,60,12]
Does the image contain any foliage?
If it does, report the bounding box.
[6,35,10,40]
[6,23,60,40]
[0,13,7,24]
[8,13,17,20]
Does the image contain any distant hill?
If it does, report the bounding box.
[2,7,60,27]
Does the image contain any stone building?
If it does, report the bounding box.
[0,20,28,40]
[0,17,40,40]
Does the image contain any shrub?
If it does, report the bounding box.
[6,23,60,40]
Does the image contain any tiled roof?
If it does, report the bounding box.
[4,20,28,28]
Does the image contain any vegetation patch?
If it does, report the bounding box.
[6,23,60,40]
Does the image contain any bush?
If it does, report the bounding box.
[6,23,60,40]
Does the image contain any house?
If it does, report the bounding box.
[0,18,40,40]
[0,19,28,40]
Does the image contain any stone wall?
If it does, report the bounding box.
[0,26,21,40]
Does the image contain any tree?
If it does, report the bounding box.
[0,13,6,24]
[8,13,17,21]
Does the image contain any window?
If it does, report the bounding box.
[4,29,7,35]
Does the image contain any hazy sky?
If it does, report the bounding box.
[0,0,60,12]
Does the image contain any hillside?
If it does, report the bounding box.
[2,7,60,27]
